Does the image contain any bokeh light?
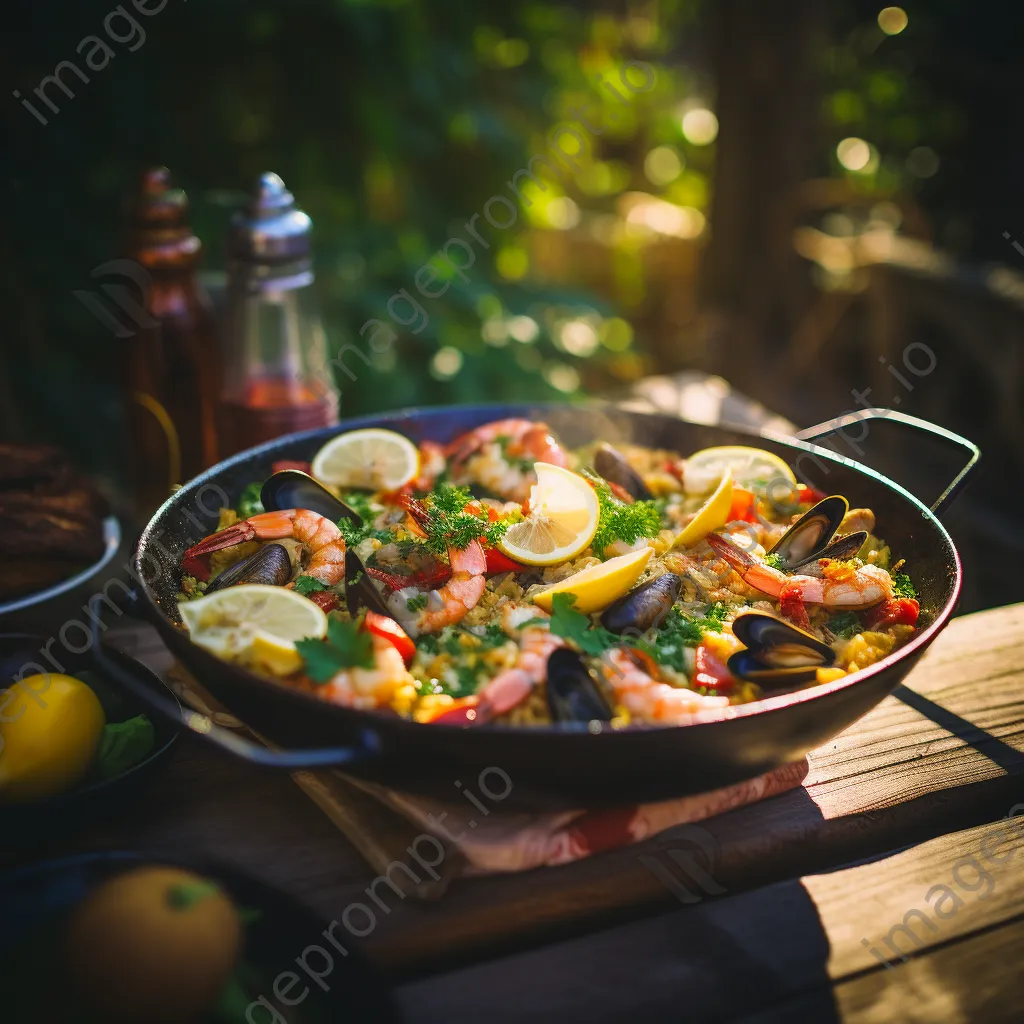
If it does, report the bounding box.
[559,319,600,356]
[496,246,529,280]
[430,346,464,379]
[508,315,540,343]
[906,146,940,178]
[481,317,509,346]
[644,146,683,186]
[545,196,581,230]
[681,108,719,146]
[600,317,634,351]
[837,137,872,171]
[543,362,581,393]
[877,7,908,35]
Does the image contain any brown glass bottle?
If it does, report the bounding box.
[122,168,219,515]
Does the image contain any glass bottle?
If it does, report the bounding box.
[123,167,220,515]
[218,173,338,455]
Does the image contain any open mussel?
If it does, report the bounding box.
[345,550,391,618]
[546,648,614,724]
[205,543,292,593]
[260,470,363,525]
[593,443,653,501]
[600,573,681,634]
[767,495,866,570]
[728,610,836,688]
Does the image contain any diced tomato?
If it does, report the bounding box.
[663,459,684,481]
[361,611,416,665]
[797,483,827,505]
[695,643,735,693]
[307,590,340,614]
[607,481,634,504]
[626,647,663,679]
[485,548,526,574]
[271,460,312,475]
[779,580,812,631]
[863,598,920,630]
[728,487,759,523]
[423,696,483,724]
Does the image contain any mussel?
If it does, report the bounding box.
[600,573,681,634]
[767,496,866,570]
[345,550,391,618]
[546,648,614,725]
[260,470,363,525]
[728,610,836,688]
[593,443,653,501]
[205,543,292,593]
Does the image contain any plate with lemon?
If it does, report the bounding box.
[0,635,179,832]
[121,402,971,808]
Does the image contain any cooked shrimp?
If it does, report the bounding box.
[182,509,346,586]
[706,532,893,610]
[446,418,568,502]
[319,633,415,711]
[473,605,565,715]
[598,648,730,723]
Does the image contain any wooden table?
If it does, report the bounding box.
[5,603,1023,1022]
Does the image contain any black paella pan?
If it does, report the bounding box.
[94,403,979,810]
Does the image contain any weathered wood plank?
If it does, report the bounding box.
[397,812,1024,1022]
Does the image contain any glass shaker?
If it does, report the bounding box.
[218,172,339,455]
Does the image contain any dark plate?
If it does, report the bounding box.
[0,850,399,1023]
[0,634,178,840]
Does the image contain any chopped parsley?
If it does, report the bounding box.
[407,593,429,612]
[641,604,728,670]
[293,574,328,595]
[581,469,661,557]
[762,552,785,571]
[826,611,862,639]
[296,619,375,682]
[236,481,265,519]
[496,435,535,472]
[891,570,917,600]
[419,485,521,555]
[335,491,394,547]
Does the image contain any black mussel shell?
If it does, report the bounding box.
[817,531,868,563]
[345,550,391,618]
[260,470,363,525]
[546,648,614,724]
[206,543,293,593]
[727,650,823,689]
[768,496,848,570]
[593,444,653,501]
[600,573,681,634]
[731,611,835,666]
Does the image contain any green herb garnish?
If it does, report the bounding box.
[762,552,785,571]
[419,484,521,555]
[236,481,265,519]
[581,469,661,557]
[548,592,621,656]
[293,574,328,595]
[891,570,917,599]
[407,593,429,612]
[167,879,222,910]
[826,611,862,639]
[638,604,728,671]
[296,619,375,682]
[93,715,156,780]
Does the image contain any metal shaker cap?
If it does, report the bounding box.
[227,172,312,264]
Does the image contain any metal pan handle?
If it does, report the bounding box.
[794,407,980,518]
[89,615,380,769]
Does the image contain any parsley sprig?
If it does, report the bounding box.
[293,574,328,595]
[296,619,375,682]
[580,469,661,557]
[419,485,521,555]
[891,570,917,600]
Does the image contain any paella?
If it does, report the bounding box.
[175,418,922,729]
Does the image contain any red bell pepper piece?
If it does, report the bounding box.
[423,695,487,724]
[797,483,827,506]
[361,611,416,665]
[863,598,919,630]
[728,487,759,523]
[485,548,526,574]
[307,590,340,614]
[271,460,312,475]
[366,565,451,592]
[694,643,735,693]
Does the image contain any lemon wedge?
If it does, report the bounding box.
[178,585,327,667]
[683,445,796,496]
[498,463,600,566]
[532,547,653,615]
[673,468,734,548]
[311,428,420,491]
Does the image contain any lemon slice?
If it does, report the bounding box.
[498,463,600,566]
[311,428,420,491]
[683,445,796,496]
[674,468,734,548]
[532,547,653,615]
[251,631,304,677]
[179,585,327,664]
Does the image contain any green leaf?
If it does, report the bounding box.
[891,570,917,599]
[166,879,222,910]
[827,611,862,639]
[93,715,155,780]
[548,592,620,656]
[236,481,265,519]
[762,552,785,571]
[296,618,375,682]
[581,469,661,556]
[294,574,328,595]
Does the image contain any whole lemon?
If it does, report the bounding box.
[0,674,106,804]
[63,866,243,1024]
